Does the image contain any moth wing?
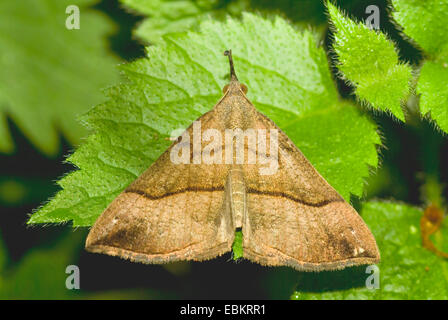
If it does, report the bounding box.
[85,106,235,263]
[242,110,380,271]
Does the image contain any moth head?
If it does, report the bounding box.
[222,83,248,94]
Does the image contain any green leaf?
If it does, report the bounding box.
[327,2,412,121]
[0,0,119,155]
[121,0,221,44]
[392,0,448,58]
[232,230,243,259]
[392,0,448,133]
[120,0,332,44]
[418,62,448,133]
[29,14,380,234]
[292,201,448,299]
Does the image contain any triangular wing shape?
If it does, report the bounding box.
[85,103,235,264]
[241,109,380,271]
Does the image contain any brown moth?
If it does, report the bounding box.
[85,50,380,271]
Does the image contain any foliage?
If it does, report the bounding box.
[392,0,448,133]
[327,2,412,121]
[328,1,448,133]
[0,0,119,155]
[120,0,333,44]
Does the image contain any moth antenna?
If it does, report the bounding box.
[224,50,238,81]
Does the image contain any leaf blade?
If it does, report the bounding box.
[392,0,448,134]
[0,0,119,154]
[327,2,412,121]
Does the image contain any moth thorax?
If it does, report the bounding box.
[225,98,250,130]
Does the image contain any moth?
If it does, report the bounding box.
[86,50,380,271]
